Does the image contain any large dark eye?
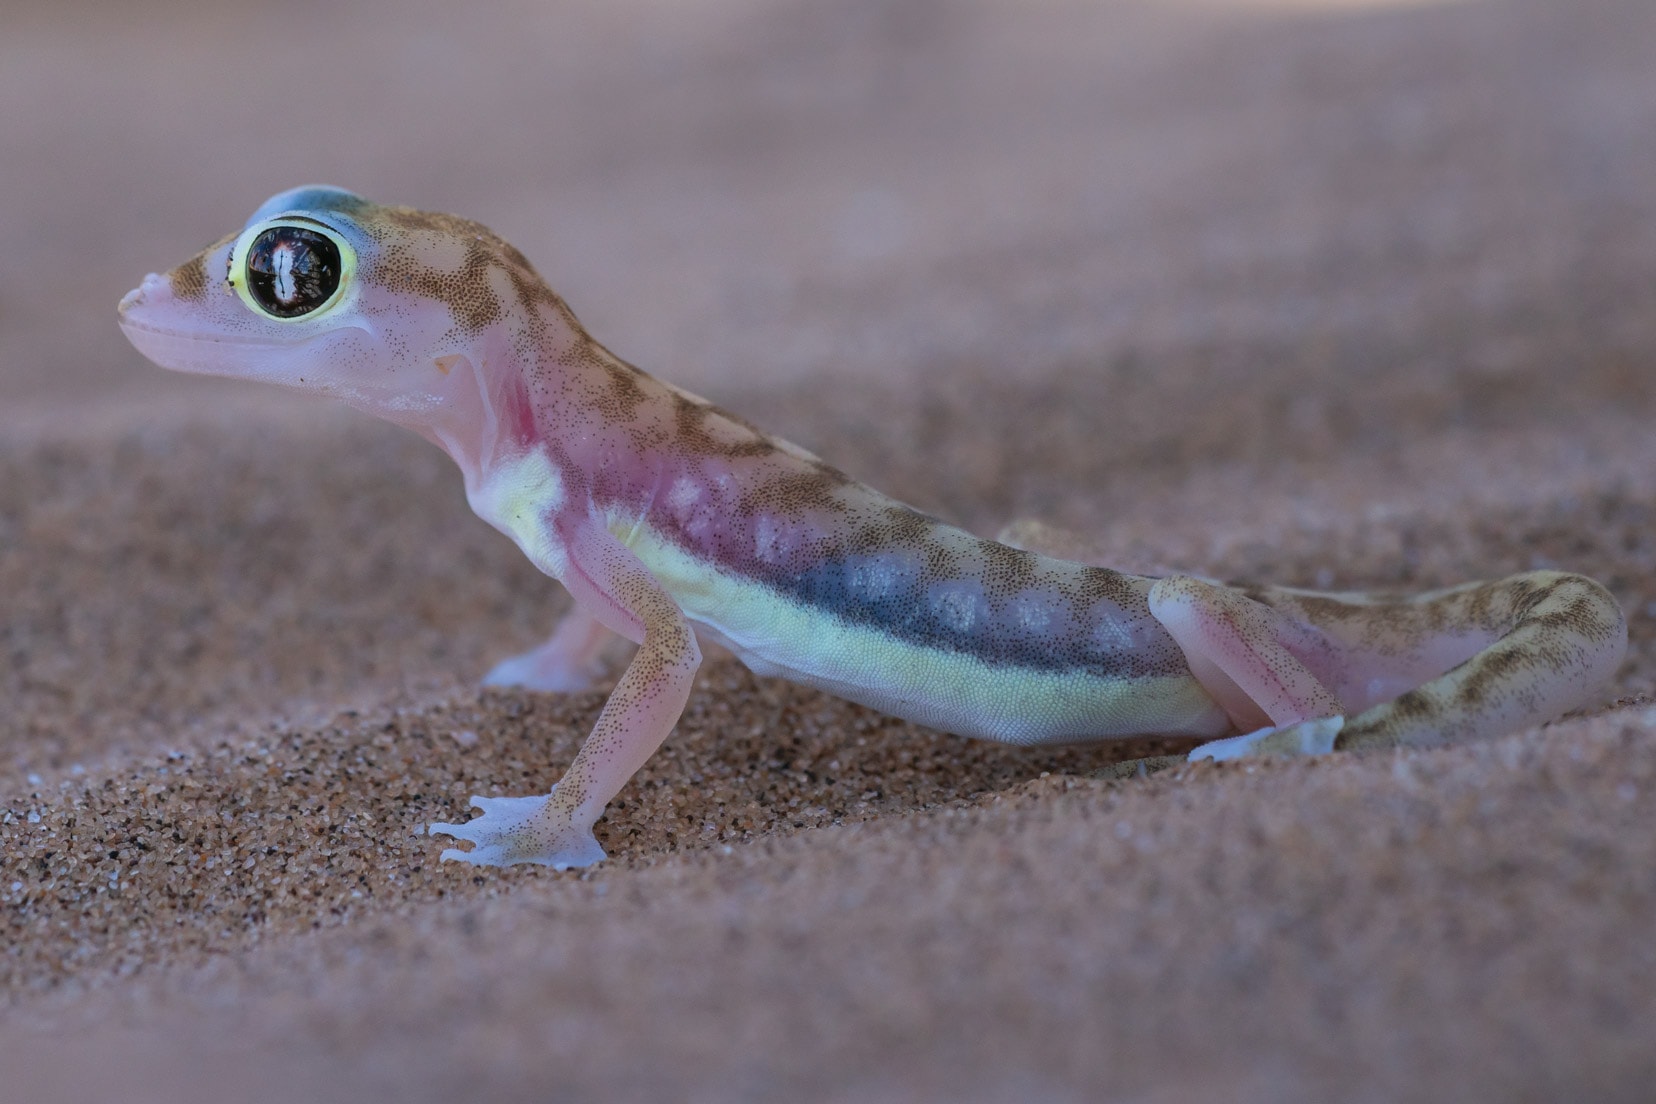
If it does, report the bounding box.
[244,226,342,317]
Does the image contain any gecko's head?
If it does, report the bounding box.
[118,185,566,426]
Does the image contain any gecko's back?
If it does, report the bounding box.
[572,370,1230,744]
[566,344,1621,757]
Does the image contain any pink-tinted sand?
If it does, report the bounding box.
[3,1,1655,1100]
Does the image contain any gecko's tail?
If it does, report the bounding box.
[1328,570,1626,752]
[1195,570,1628,761]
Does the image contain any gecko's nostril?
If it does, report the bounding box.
[118,273,168,316]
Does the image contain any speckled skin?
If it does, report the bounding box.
[117,187,1628,869]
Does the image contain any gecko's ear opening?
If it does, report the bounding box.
[246,185,369,227]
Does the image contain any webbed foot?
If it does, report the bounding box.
[428,792,608,869]
[482,650,606,692]
[482,604,616,692]
[1188,715,1344,762]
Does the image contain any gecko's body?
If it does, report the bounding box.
[118,187,1627,869]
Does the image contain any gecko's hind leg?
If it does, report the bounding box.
[483,602,619,692]
[1149,575,1346,734]
[997,519,1105,562]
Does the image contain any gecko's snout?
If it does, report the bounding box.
[117,273,164,318]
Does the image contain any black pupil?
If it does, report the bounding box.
[245,226,342,317]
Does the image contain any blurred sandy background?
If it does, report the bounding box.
[3,0,1655,1100]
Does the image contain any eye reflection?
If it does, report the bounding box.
[245,226,342,318]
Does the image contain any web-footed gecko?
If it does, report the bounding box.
[117,186,1628,869]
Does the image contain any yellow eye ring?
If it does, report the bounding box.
[228,217,357,322]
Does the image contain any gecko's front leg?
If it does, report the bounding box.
[432,517,701,868]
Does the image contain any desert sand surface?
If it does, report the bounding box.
[3,0,1655,1100]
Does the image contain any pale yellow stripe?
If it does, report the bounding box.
[624,524,1230,746]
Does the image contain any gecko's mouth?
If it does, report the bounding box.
[118,283,377,394]
[118,283,287,349]
[119,293,326,384]
[117,314,289,348]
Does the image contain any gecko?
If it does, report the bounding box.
[117,186,1628,870]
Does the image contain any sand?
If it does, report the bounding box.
[3,0,1655,1100]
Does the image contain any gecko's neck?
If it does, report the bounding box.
[411,324,669,513]
[381,327,548,495]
